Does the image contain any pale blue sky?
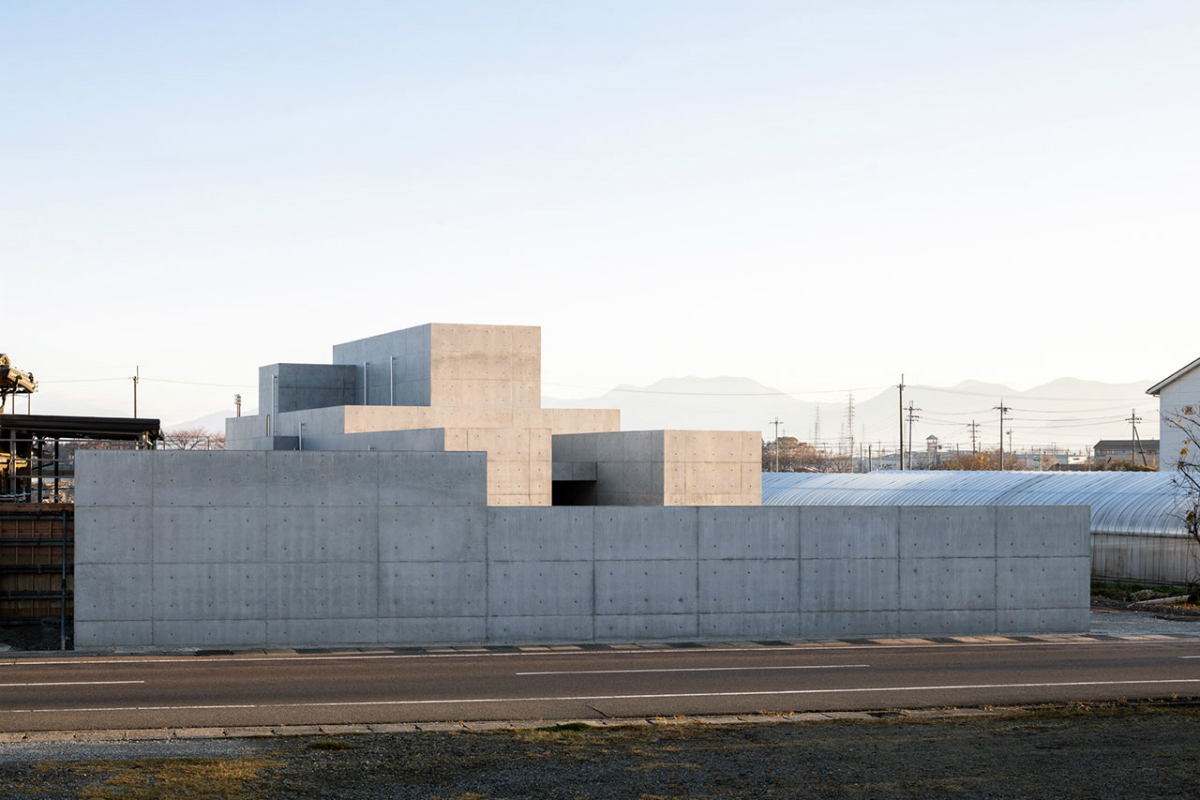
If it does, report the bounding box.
[3,1,1197,428]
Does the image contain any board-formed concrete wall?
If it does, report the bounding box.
[331,323,541,410]
[74,451,1090,647]
[259,364,358,416]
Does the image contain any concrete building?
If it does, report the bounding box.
[226,323,761,507]
[1148,357,1200,470]
[1093,439,1159,469]
[71,323,1091,648]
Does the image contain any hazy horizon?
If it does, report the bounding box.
[18,370,1155,452]
[4,2,1196,433]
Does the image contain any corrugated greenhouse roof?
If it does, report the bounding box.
[761,471,1189,537]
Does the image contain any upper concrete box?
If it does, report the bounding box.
[332,323,540,410]
[260,364,357,416]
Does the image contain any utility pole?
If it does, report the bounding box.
[132,366,139,418]
[968,421,980,456]
[897,374,906,471]
[1007,429,1014,463]
[994,401,1010,470]
[1127,408,1147,466]
[905,401,921,471]
[769,417,784,473]
[813,406,822,455]
[235,394,242,418]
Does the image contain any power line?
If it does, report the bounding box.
[1009,403,1152,414]
[920,385,1152,402]
[39,376,253,389]
[542,382,888,397]
[142,378,254,389]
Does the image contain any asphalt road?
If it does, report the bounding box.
[1,637,1198,732]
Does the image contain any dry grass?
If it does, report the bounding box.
[306,738,364,751]
[37,756,282,799]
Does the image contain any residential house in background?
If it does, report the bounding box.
[1147,356,1200,470]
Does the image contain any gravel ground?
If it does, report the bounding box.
[1089,605,1200,635]
[1,704,1198,798]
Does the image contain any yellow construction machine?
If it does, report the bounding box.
[0,354,37,414]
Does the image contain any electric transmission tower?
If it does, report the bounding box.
[846,392,855,473]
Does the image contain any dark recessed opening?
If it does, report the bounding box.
[552,480,598,506]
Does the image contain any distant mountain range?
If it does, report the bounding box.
[543,376,1157,452]
[156,375,1157,452]
[167,408,258,433]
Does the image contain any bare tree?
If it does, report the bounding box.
[1165,405,1200,549]
[162,428,225,450]
[761,437,847,472]
[937,449,1026,471]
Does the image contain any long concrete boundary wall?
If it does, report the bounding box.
[74,452,1090,647]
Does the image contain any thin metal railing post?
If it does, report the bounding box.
[60,510,67,650]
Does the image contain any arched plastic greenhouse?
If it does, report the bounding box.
[762,471,1198,586]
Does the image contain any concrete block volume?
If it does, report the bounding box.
[228,323,760,508]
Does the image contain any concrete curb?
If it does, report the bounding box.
[3,631,1194,661]
[0,708,1018,744]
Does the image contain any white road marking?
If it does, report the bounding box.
[516,664,870,676]
[5,677,1200,715]
[0,638,1168,669]
[0,681,143,687]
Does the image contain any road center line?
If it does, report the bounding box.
[0,639,1168,669]
[5,677,1200,715]
[516,664,870,676]
[0,681,144,688]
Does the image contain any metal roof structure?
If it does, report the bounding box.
[0,414,163,442]
[762,471,1189,538]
